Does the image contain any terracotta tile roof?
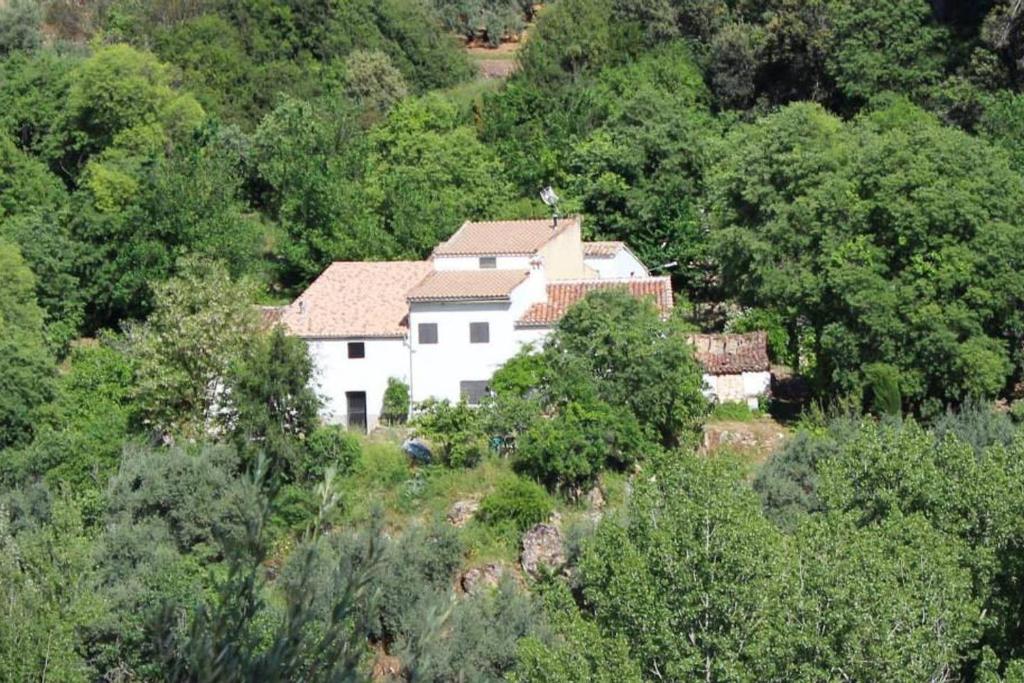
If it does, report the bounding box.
[280,261,432,338]
[516,277,673,327]
[687,332,770,374]
[256,305,286,330]
[407,269,529,302]
[432,216,580,256]
[583,241,625,257]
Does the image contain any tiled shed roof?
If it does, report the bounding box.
[582,241,625,257]
[516,277,673,327]
[256,305,286,330]
[280,261,432,338]
[432,217,580,256]
[687,332,771,374]
[407,269,529,302]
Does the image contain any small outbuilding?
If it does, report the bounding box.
[687,331,772,409]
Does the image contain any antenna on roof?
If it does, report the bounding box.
[539,186,560,228]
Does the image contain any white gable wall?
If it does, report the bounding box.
[585,248,649,279]
[408,269,547,404]
[701,370,771,410]
[305,337,409,431]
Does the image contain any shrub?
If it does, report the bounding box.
[862,362,902,416]
[478,477,554,533]
[301,426,361,481]
[930,398,1017,453]
[381,377,410,425]
[515,398,646,495]
[412,399,487,468]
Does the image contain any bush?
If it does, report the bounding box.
[381,377,410,425]
[515,398,646,495]
[863,362,902,416]
[412,399,487,468]
[301,426,362,481]
[478,477,555,533]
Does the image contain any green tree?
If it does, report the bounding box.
[70,124,262,329]
[366,94,516,257]
[779,512,981,680]
[827,0,948,106]
[710,99,1024,411]
[578,453,791,680]
[512,584,642,683]
[0,239,54,448]
[0,497,105,682]
[546,289,707,447]
[342,49,408,117]
[225,326,321,478]
[0,0,42,55]
[253,95,388,286]
[65,44,205,162]
[123,258,259,439]
[2,343,134,497]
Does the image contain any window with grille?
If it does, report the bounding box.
[470,322,489,344]
[460,380,490,405]
[418,323,438,344]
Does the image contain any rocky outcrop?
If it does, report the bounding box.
[461,563,505,594]
[520,523,566,577]
[447,499,479,527]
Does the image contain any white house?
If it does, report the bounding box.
[277,216,755,432]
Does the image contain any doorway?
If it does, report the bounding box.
[346,391,367,434]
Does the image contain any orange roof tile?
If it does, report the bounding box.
[583,241,626,257]
[280,261,432,338]
[407,270,529,302]
[516,277,673,327]
[256,305,286,330]
[687,332,770,374]
[432,217,580,256]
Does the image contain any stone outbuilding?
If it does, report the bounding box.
[688,331,772,409]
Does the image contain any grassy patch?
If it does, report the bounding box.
[709,401,760,422]
[440,77,504,113]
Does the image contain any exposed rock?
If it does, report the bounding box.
[461,563,505,594]
[447,499,479,527]
[585,486,605,512]
[521,523,566,577]
[371,647,402,680]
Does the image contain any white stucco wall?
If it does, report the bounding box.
[513,326,550,349]
[432,255,532,271]
[408,271,547,404]
[305,337,410,431]
[702,370,771,410]
[585,248,649,279]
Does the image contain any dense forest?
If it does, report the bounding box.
[1,0,1024,680]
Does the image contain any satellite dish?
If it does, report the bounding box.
[539,186,559,207]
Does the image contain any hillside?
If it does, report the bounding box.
[1,0,1024,680]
